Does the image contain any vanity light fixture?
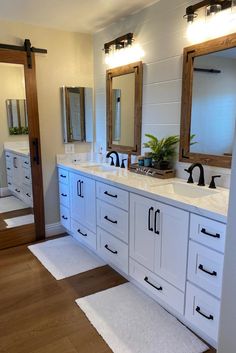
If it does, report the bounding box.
[183,0,232,23]
[104,33,134,57]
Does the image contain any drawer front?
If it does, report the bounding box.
[7,176,14,191]
[23,168,32,185]
[71,219,97,251]
[58,168,69,185]
[129,258,184,315]
[190,214,226,253]
[97,199,128,243]
[96,181,129,211]
[60,205,70,231]
[98,227,128,274]
[59,183,70,208]
[185,282,220,342]
[6,161,13,176]
[188,241,224,298]
[22,156,31,168]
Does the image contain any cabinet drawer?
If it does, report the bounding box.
[71,219,97,251]
[7,177,14,191]
[6,162,13,176]
[59,183,70,208]
[58,168,69,185]
[188,241,224,298]
[190,214,226,253]
[22,156,31,168]
[129,258,184,315]
[96,181,129,211]
[97,199,128,243]
[60,205,70,231]
[98,227,128,274]
[185,282,220,342]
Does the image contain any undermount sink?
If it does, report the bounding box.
[150,182,219,199]
[81,164,118,173]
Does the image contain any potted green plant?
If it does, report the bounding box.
[143,133,196,170]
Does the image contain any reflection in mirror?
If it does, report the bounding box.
[61,86,93,143]
[0,63,34,231]
[112,73,135,147]
[6,99,28,135]
[107,61,143,155]
[190,49,236,156]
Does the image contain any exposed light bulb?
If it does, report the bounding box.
[104,44,145,68]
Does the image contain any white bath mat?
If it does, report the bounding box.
[28,236,105,280]
[5,214,34,228]
[76,283,208,353]
[0,195,28,213]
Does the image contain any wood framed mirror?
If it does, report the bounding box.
[106,61,143,155]
[0,48,45,249]
[180,32,236,168]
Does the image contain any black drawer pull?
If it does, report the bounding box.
[61,193,67,197]
[15,189,20,193]
[196,306,214,320]
[104,191,118,198]
[24,161,29,165]
[80,181,84,198]
[26,193,31,198]
[77,229,87,237]
[198,264,217,276]
[25,176,30,180]
[60,174,67,178]
[7,167,11,170]
[8,182,12,185]
[144,276,162,291]
[154,209,160,235]
[104,215,117,224]
[201,228,220,239]
[105,244,118,254]
[148,207,154,232]
[62,215,68,220]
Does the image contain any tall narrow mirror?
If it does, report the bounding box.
[0,48,45,250]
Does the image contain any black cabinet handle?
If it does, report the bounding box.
[25,176,30,180]
[196,306,214,320]
[13,157,17,168]
[26,193,31,198]
[8,182,12,185]
[7,167,11,170]
[104,215,117,224]
[15,189,20,193]
[77,229,87,237]
[201,228,220,239]
[32,138,40,165]
[154,209,160,234]
[77,180,81,197]
[198,264,217,276]
[105,244,118,254]
[104,191,118,198]
[80,181,84,198]
[62,215,68,220]
[61,193,67,197]
[148,207,154,231]
[24,161,29,165]
[144,276,162,291]
[60,174,66,178]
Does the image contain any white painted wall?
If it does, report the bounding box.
[93,0,236,188]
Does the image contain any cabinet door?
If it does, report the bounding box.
[130,193,157,271]
[70,172,96,233]
[155,203,189,291]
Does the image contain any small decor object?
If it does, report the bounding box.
[144,152,153,167]
[138,156,145,166]
[143,134,180,170]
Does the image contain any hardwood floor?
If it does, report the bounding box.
[0,241,216,353]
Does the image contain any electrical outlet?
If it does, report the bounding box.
[65,144,74,154]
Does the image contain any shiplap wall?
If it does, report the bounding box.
[93,0,235,187]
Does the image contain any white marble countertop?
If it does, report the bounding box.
[4,142,30,157]
[57,160,229,223]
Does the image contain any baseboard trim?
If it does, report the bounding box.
[0,187,11,198]
[45,222,65,238]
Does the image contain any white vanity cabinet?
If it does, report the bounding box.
[70,172,96,234]
[130,193,189,292]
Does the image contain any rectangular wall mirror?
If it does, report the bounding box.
[106,61,143,155]
[61,86,93,143]
[6,99,28,135]
[180,32,236,168]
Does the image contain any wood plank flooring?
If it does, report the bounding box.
[0,240,216,353]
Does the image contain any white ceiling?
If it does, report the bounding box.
[0,0,159,33]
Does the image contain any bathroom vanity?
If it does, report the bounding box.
[57,159,228,348]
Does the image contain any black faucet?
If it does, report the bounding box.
[106,151,120,167]
[185,163,205,186]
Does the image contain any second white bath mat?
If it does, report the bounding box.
[76,283,208,353]
[28,236,105,280]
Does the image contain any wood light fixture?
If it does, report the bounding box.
[183,0,232,23]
